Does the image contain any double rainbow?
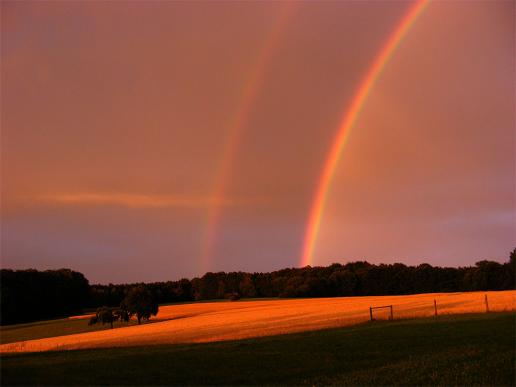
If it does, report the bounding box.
[300,0,430,267]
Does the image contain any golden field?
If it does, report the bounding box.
[1,290,514,354]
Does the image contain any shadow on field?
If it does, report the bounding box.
[0,315,182,345]
[2,312,515,386]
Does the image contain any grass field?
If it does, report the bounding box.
[1,290,514,353]
[2,313,514,386]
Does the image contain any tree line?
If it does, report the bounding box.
[0,269,90,325]
[90,251,515,307]
[2,249,514,325]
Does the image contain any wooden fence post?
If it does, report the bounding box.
[485,294,489,313]
[369,307,373,321]
[389,305,393,320]
[434,299,437,316]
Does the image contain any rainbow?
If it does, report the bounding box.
[199,3,294,274]
[300,0,429,267]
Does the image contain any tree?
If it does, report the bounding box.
[329,269,357,296]
[121,285,159,324]
[470,260,504,290]
[114,307,132,323]
[239,274,256,298]
[89,306,117,329]
[197,273,220,300]
[503,248,516,290]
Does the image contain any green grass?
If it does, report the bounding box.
[2,313,514,386]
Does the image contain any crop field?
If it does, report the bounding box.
[1,290,514,354]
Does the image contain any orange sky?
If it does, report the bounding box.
[1,1,514,283]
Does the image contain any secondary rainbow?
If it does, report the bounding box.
[199,3,294,274]
[300,0,430,267]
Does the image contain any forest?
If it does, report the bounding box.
[1,249,514,325]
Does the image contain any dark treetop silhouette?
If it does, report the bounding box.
[1,249,514,325]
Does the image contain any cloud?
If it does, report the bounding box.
[31,192,255,208]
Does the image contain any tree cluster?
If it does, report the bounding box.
[89,285,159,328]
[0,269,89,325]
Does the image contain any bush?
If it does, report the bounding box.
[227,292,241,301]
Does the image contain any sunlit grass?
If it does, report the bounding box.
[1,290,514,353]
